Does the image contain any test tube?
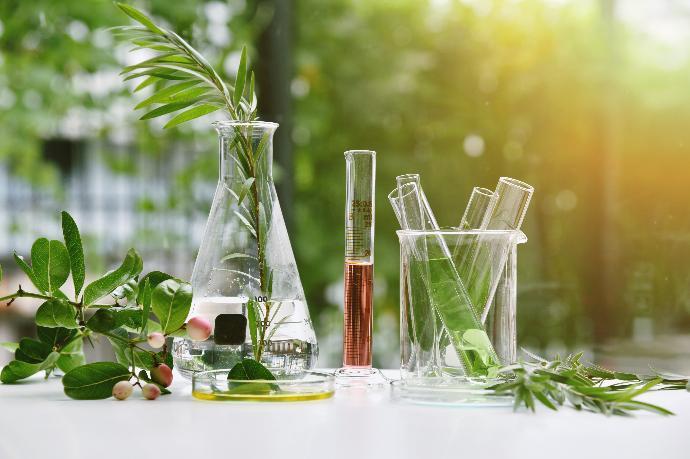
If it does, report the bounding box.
[476,177,534,322]
[460,187,498,230]
[340,150,376,374]
[395,174,438,230]
[484,177,534,231]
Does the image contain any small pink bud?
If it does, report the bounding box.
[142,383,161,400]
[147,332,166,349]
[187,316,212,341]
[112,381,133,400]
[151,363,173,387]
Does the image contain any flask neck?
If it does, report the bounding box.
[214,121,277,183]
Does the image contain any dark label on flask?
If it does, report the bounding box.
[214,314,247,345]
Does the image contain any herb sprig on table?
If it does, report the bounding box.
[489,351,689,416]
[0,211,193,399]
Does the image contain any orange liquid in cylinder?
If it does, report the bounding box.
[343,261,373,367]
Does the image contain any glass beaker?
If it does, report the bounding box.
[173,121,318,379]
[398,229,526,380]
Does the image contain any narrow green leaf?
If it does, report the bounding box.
[82,249,139,306]
[116,3,163,35]
[150,279,192,334]
[237,177,255,206]
[163,104,221,129]
[233,46,247,106]
[247,300,258,355]
[140,100,195,120]
[167,86,209,103]
[233,210,257,238]
[248,71,256,111]
[134,80,199,109]
[62,362,131,400]
[134,75,158,92]
[1,352,60,384]
[61,211,85,298]
[36,300,78,329]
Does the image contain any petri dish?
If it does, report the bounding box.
[390,378,514,407]
[192,370,335,402]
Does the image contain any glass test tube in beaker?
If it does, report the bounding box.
[338,150,376,377]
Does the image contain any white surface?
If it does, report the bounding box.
[1,370,689,459]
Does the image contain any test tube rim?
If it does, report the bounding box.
[387,182,418,201]
[498,177,534,192]
[344,149,376,157]
[473,186,496,197]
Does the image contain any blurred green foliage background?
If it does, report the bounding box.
[1,0,690,370]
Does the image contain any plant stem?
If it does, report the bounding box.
[0,287,80,307]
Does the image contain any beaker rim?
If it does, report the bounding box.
[396,228,527,242]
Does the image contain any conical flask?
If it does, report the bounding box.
[173,121,318,379]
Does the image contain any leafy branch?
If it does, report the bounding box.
[1,211,192,400]
[488,351,689,416]
[114,3,276,365]
[113,2,256,128]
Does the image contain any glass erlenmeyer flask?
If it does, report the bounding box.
[173,121,318,379]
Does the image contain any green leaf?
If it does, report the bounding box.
[134,80,200,109]
[15,338,51,364]
[163,104,221,129]
[1,342,19,353]
[116,3,163,35]
[62,362,131,400]
[1,352,60,383]
[82,248,140,306]
[150,279,192,334]
[57,338,86,373]
[36,300,78,329]
[233,46,248,106]
[37,326,77,349]
[228,358,275,381]
[112,278,139,303]
[13,253,42,292]
[136,271,174,304]
[87,307,143,333]
[61,211,85,298]
[140,100,196,120]
[31,238,71,293]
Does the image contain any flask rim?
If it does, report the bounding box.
[212,120,279,134]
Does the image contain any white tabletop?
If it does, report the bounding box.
[1,370,689,459]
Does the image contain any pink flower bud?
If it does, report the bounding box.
[187,316,212,341]
[147,332,166,349]
[151,363,173,387]
[142,383,161,400]
[112,380,133,400]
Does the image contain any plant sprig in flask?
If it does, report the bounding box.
[114,3,277,367]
